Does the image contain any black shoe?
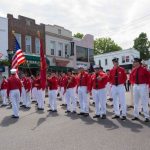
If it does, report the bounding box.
[20,105,26,108]
[47,109,53,112]
[121,116,126,120]
[52,110,57,112]
[92,102,95,105]
[1,104,8,107]
[112,115,120,119]
[101,114,106,119]
[65,110,71,113]
[11,115,19,118]
[93,115,100,118]
[60,104,67,107]
[84,113,89,117]
[72,111,76,114]
[37,108,44,110]
[25,106,31,109]
[78,112,85,116]
[132,117,139,121]
[144,118,149,122]
[19,102,23,105]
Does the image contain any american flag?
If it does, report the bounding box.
[11,36,26,69]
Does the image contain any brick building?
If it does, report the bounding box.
[7,14,49,75]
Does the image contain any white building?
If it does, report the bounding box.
[45,24,74,71]
[94,48,140,71]
[0,17,8,78]
[0,17,8,60]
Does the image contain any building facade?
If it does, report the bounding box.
[94,48,140,71]
[0,16,8,78]
[0,17,8,60]
[45,24,73,71]
[7,14,48,75]
[73,34,94,69]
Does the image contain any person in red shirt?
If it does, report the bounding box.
[0,76,8,106]
[24,74,32,109]
[90,65,108,119]
[47,70,58,112]
[77,65,91,116]
[7,69,22,118]
[109,58,127,120]
[130,58,150,122]
[59,72,67,107]
[64,69,77,114]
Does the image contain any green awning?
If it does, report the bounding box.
[10,53,50,65]
[24,54,50,65]
[48,66,73,72]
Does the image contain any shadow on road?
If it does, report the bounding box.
[32,117,47,130]
[0,116,18,127]
[117,119,143,132]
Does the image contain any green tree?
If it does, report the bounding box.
[133,32,150,60]
[73,33,84,39]
[94,37,122,55]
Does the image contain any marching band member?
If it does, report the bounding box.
[64,69,77,114]
[0,76,8,106]
[91,65,108,119]
[47,71,58,112]
[109,58,127,120]
[59,72,67,106]
[24,74,32,109]
[130,58,150,122]
[77,65,91,116]
[20,74,27,107]
[7,69,22,118]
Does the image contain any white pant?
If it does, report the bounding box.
[111,84,126,116]
[10,89,20,117]
[93,88,107,116]
[1,89,8,105]
[78,86,89,113]
[37,89,44,109]
[66,88,76,111]
[32,87,37,101]
[133,84,149,118]
[21,87,26,104]
[26,91,31,107]
[60,87,66,104]
[106,83,112,98]
[48,90,57,110]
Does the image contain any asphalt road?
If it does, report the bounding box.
[0,93,150,150]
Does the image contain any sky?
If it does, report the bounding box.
[1,0,150,49]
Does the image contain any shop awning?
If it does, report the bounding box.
[48,66,73,72]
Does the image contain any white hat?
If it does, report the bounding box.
[10,69,17,74]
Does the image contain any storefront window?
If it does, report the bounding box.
[89,49,94,63]
[76,46,88,62]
